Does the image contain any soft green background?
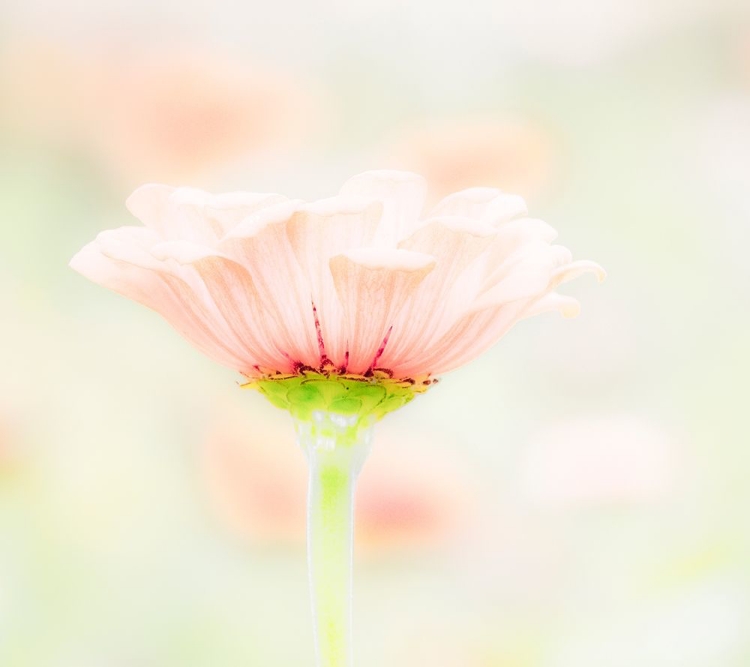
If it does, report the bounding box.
[1,0,749,665]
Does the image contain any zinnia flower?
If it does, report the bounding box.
[71,170,603,412]
[71,169,603,667]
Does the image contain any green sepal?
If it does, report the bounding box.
[244,370,434,427]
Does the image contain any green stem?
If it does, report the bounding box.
[296,412,374,667]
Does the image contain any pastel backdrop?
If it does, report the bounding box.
[1,0,749,665]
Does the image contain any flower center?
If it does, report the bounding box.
[243,369,436,426]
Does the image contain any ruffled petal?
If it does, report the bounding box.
[390,249,599,377]
[93,226,163,269]
[329,248,436,374]
[480,218,560,289]
[338,170,427,245]
[520,292,582,319]
[286,196,384,367]
[472,244,573,310]
[423,286,584,375]
[428,187,527,226]
[125,184,175,231]
[219,200,319,367]
[389,299,525,378]
[70,238,256,372]
[549,259,607,288]
[183,254,294,373]
[127,183,287,245]
[377,217,496,366]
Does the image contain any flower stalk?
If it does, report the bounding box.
[296,411,374,667]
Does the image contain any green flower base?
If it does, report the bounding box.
[244,370,435,426]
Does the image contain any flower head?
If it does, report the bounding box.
[71,170,603,419]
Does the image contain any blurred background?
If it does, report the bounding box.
[1,0,750,665]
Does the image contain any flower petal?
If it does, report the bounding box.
[286,197,384,367]
[479,218,560,289]
[219,200,319,367]
[390,299,530,377]
[338,170,427,245]
[70,239,256,372]
[549,259,607,288]
[125,184,175,231]
[376,217,497,366]
[94,226,163,270]
[472,244,573,310]
[150,239,224,265]
[127,183,288,244]
[150,239,307,373]
[187,254,294,373]
[428,187,528,226]
[391,250,596,377]
[521,293,582,319]
[329,248,436,374]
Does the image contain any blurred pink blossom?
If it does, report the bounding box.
[90,46,315,185]
[0,413,22,480]
[382,118,556,204]
[1,37,315,184]
[518,415,680,508]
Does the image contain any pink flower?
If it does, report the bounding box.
[518,415,681,508]
[90,46,313,185]
[1,37,313,184]
[71,170,603,386]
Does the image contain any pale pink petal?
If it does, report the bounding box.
[378,218,497,366]
[520,292,582,319]
[428,187,528,226]
[219,200,319,368]
[125,184,175,232]
[329,248,436,374]
[549,259,607,288]
[150,239,224,264]
[480,218,560,289]
[389,300,514,378]
[188,255,293,373]
[286,197,384,367]
[472,244,573,310]
[71,239,161,306]
[408,296,542,377]
[127,184,287,245]
[70,240,255,372]
[390,244,579,377]
[381,223,588,377]
[169,188,289,240]
[151,240,301,373]
[88,229,275,373]
[337,170,427,245]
